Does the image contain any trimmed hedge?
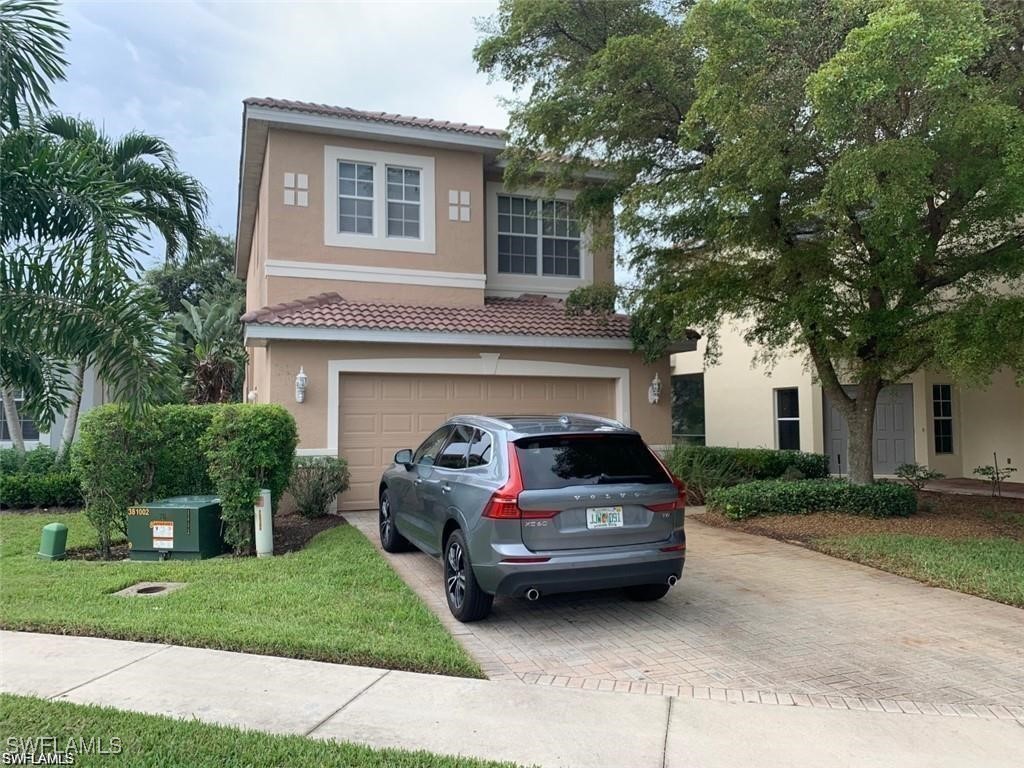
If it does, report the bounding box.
[706,479,917,520]
[0,472,83,509]
[0,446,60,476]
[669,445,829,482]
[73,403,297,556]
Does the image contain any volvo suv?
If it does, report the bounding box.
[378,414,686,622]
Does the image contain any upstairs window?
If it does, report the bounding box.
[386,166,421,238]
[497,194,581,278]
[338,161,374,234]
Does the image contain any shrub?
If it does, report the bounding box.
[706,479,917,520]
[0,446,60,476]
[895,462,945,491]
[0,472,83,509]
[72,405,150,558]
[147,405,219,498]
[204,405,298,552]
[667,445,829,502]
[288,456,350,518]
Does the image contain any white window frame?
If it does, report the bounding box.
[486,181,591,298]
[385,165,422,239]
[0,390,48,448]
[774,387,800,451]
[323,145,435,254]
[932,383,954,455]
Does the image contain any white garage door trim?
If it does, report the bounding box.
[297,354,631,455]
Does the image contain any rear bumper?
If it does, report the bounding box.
[472,530,686,597]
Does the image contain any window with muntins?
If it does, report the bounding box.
[386,166,420,238]
[775,388,800,450]
[0,391,40,441]
[338,161,374,234]
[497,194,581,277]
[933,384,953,454]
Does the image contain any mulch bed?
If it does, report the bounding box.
[695,490,1024,543]
[61,509,348,560]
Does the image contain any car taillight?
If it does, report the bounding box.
[482,443,557,520]
[646,448,687,513]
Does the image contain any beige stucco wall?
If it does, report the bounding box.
[957,369,1023,476]
[672,324,821,452]
[264,276,481,308]
[266,128,487,274]
[245,137,270,314]
[260,340,671,450]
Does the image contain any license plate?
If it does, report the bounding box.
[586,506,623,529]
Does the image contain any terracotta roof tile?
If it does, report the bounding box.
[241,293,636,339]
[244,98,506,139]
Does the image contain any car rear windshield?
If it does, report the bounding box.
[513,434,672,490]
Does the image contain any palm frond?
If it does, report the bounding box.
[0,0,68,129]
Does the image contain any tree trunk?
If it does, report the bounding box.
[844,379,882,485]
[57,361,86,461]
[1,385,26,454]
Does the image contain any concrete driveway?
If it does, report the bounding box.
[346,512,1024,721]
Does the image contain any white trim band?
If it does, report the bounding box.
[264,259,486,290]
[245,323,634,350]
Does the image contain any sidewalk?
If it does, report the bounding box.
[2,631,1022,768]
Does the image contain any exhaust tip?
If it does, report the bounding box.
[667,575,678,587]
[525,588,540,601]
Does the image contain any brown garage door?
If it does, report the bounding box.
[338,373,616,510]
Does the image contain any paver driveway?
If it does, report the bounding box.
[345,512,1024,721]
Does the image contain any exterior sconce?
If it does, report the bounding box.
[246,389,257,403]
[648,373,662,405]
[295,367,308,403]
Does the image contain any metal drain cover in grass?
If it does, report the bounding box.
[114,581,186,597]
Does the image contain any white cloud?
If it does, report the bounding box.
[53,0,513,253]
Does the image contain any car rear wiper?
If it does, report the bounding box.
[596,473,652,484]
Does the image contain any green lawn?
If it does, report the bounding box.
[0,512,480,677]
[815,534,1024,607]
[0,694,518,768]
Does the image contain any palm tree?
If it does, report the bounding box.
[38,117,208,456]
[175,296,246,404]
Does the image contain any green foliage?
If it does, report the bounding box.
[72,404,291,556]
[565,283,620,320]
[895,462,945,491]
[476,0,1024,484]
[0,0,68,130]
[972,463,1019,495]
[143,231,240,316]
[0,471,81,508]
[71,405,149,556]
[204,405,297,552]
[668,445,828,503]
[707,479,918,520]
[175,295,246,404]
[667,447,743,505]
[288,456,351,518]
[0,445,59,475]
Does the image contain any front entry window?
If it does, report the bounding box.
[775,388,800,450]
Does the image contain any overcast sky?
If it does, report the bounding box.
[52,0,513,264]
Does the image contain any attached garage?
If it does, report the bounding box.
[339,372,616,510]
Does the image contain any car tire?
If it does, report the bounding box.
[624,583,671,602]
[443,529,493,622]
[379,489,411,553]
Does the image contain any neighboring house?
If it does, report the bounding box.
[235,98,694,511]
[672,322,1023,478]
[0,368,107,452]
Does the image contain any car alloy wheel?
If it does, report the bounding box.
[379,496,393,541]
[445,539,467,610]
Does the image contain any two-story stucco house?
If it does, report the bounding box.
[236,98,692,510]
[672,322,1022,480]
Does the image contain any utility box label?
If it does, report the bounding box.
[151,521,174,549]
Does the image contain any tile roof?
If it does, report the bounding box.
[244,97,506,139]
[241,293,637,339]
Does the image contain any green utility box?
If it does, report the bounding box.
[127,496,225,561]
[38,522,68,561]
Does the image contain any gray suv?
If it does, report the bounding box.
[378,414,686,622]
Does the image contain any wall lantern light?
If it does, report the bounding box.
[295,367,308,403]
[648,372,662,405]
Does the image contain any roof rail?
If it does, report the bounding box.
[453,414,515,429]
[557,413,627,429]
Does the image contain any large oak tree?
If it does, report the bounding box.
[476,0,1024,483]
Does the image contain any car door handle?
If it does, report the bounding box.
[441,484,452,494]
[414,478,424,485]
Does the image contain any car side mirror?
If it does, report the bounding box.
[394,449,414,468]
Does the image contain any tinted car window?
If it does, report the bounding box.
[435,424,473,470]
[414,426,453,466]
[514,434,671,490]
[468,429,492,468]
